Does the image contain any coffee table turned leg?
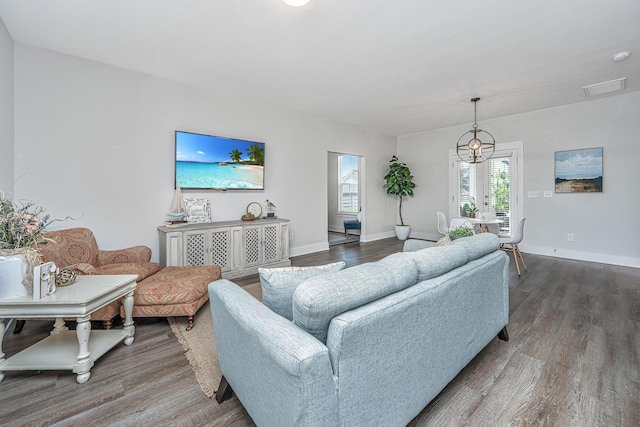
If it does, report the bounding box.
[73,315,93,384]
[186,315,195,331]
[51,317,69,334]
[123,290,135,346]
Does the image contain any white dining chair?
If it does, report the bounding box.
[500,218,527,276]
[437,212,449,235]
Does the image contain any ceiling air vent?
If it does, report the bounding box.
[583,77,626,97]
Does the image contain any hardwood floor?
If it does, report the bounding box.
[1,238,638,426]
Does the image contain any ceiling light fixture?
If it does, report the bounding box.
[282,0,310,6]
[612,51,631,62]
[456,98,495,164]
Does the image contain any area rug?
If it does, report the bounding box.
[168,282,262,399]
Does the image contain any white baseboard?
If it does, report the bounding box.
[521,244,640,269]
[290,241,330,257]
[360,231,395,243]
[360,230,441,243]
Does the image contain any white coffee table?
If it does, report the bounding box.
[0,274,137,384]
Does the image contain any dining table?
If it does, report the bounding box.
[466,217,504,234]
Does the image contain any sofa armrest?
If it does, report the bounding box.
[209,279,338,427]
[97,246,152,265]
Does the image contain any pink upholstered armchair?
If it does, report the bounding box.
[32,227,161,328]
[38,227,160,280]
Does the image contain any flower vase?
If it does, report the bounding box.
[0,253,30,299]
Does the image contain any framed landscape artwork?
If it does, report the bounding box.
[555,148,603,193]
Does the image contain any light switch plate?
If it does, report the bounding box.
[527,191,539,198]
[544,190,553,197]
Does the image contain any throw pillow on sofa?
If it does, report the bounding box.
[435,235,452,246]
[259,262,346,320]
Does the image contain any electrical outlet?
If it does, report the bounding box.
[289,232,295,241]
[527,191,539,198]
[567,234,574,242]
[544,190,553,197]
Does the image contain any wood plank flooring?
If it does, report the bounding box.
[1,238,638,426]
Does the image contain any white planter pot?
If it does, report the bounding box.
[0,254,29,299]
[394,225,411,241]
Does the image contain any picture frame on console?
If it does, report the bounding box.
[184,198,211,223]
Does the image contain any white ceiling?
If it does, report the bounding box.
[1,0,639,137]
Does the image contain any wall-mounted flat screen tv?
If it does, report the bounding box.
[175,130,265,190]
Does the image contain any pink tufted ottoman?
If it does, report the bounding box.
[121,265,221,330]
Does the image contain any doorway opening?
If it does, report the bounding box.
[328,152,362,246]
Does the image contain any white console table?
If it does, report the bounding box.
[158,218,291,279]
[0,275,137,384]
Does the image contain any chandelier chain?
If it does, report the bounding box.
[473,99,478,129]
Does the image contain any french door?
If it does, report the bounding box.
[449,143,522,238]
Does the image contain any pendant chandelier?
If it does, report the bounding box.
[456,97,495,164]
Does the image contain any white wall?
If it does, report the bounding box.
[399,92,640,267]
[13,44,397,260]
[0,18,13,193]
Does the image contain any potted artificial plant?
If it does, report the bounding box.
[463,201,479,218]
[447,225,475,240]
[383,155,416,240]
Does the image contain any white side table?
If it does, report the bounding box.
[0,274,137,384]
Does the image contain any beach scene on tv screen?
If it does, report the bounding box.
[176,132,265,189]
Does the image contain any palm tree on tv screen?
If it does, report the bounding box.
[229,148,242,163]
[246,144,264,165]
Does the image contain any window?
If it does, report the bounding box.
[450,142,522,238]
[456,162,477,217]
[486,156,512,233]
[338,155,359,213]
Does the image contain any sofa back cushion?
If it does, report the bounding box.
[259,262,346,320]
[292,252,418,343]
[402,239,436,252]
[405,244,469,282]
[404,233,500,282]
[450,233,500,261]
[38,227,99,268]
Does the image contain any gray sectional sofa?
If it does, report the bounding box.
[208,233,510,427]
